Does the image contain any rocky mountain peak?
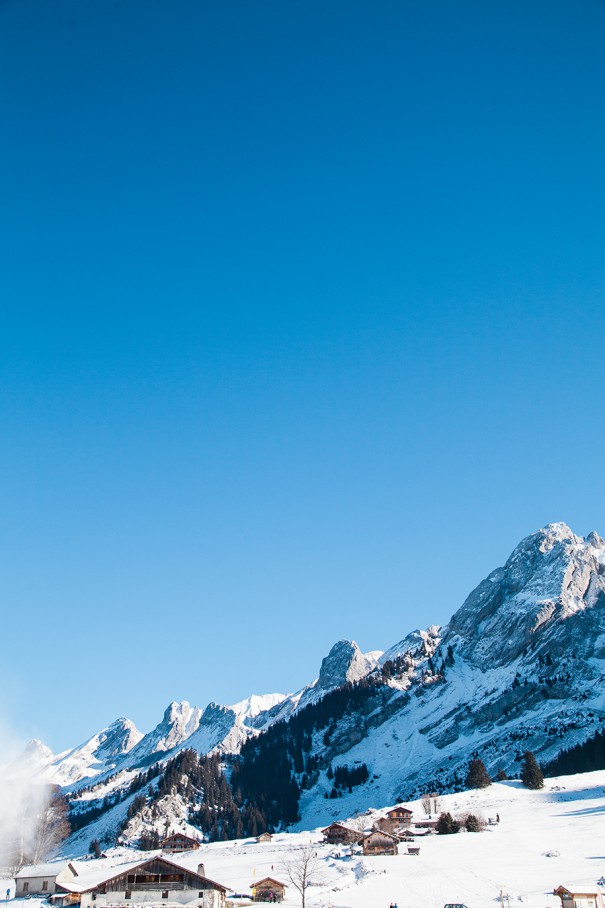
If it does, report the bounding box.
[444,522,605,668]
[95,718,143,759]
[316,639,375,690]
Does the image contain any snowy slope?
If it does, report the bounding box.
[32,769,605,908]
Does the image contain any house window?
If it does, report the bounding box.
[43,882,49,891]
[199,894,204,900]
[125,892,132,900]
[162,893,168,900]
[23,884,29,893]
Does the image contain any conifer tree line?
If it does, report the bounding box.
[544,727,605,777]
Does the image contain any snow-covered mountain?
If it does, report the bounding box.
[295,521,605,827]
[15,522,605,849]
[27,642,382,792]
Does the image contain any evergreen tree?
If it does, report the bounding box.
[465,814,480,832]
[465,757,491,789]
[520,751,544,789]
[89,838,102,858]
[495,767,508,781]
[436,812,458,834]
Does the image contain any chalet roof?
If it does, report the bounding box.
[363,829,400,842]
[386,805,413,816]
[321,822,354,833]
[56,860,145,895]
[67,856,227,895]
[555,887,602,897]
[16,862,77,879]
[162,833,199,844]
[252,879,286,888]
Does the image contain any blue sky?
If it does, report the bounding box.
[1,0,604,751]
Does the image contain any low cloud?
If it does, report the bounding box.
[0,718,52,873]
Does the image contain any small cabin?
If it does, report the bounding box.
[554,887,605,908]
[161,832,201,853]
[321,822,361,845]
[256,833,273,843]
[251,878,286,903]
[362,830,399,856]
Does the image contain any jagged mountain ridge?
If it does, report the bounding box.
[20,522,605,849]
[28,641,382,793]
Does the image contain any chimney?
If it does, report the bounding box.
[197,864,205,878]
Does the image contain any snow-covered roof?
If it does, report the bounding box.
[62,855,228,895]
[16,863,70,879]
[58,859,144,895]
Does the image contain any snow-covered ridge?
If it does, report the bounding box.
[16,521,605,841]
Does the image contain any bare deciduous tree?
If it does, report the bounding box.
[281,845,322,908]
[31,786,70,863]
[421,792,440,817]
[348,814,367,836]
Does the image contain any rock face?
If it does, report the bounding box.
[317,640,377,690]
[131,701,204,760]
[380,625,441,666]
[444,522,605,667]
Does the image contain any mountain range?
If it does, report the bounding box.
[10,521,605,851]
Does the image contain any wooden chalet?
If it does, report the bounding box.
[375,806,413,834]
[77,857,227,908]
[162,833,201,853]
[361,830,399,856]
[256,833,273,843]
[554,887,605,908]
[321,822,361,845]
[250,878,286,903]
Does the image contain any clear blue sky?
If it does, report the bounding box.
[1,0,604,752]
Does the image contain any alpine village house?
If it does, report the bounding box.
[16,857,227,908]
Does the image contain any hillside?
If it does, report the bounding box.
[10,770,605,908]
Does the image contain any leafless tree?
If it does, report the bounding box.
[421,792,440,817]
[348,814,367,837]
[281,845,323,908]
[31,786,70,863]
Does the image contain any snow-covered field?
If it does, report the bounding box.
[189,772,605,908]
[11,769,605,908]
